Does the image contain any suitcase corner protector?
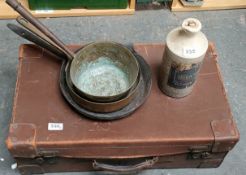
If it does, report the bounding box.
[211,119,239,152]
[6,123,38,157]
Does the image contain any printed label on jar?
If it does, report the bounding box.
[183,47,197,57]
[167,63,200,89]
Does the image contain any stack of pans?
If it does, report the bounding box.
[6,0,152,120]
[60,49,152,120]
[64,42,141,113]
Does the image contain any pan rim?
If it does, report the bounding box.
[65,61,141,112]
[69,41,140,102]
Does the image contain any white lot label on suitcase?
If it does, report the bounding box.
[48,123,63,131]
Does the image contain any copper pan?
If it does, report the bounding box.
[6,0,140,103]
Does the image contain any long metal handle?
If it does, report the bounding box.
[16,16,63,52]
[7,23,67,59]
[92,157,158,172]
[6,0,74,60]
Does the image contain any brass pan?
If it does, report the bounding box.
[6,0,140,103]
[65,61,140,113]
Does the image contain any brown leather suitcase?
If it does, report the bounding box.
[6,43,239,175]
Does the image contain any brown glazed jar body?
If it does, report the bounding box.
[159,18,208,98]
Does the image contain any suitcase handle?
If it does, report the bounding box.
[92,157,158,172]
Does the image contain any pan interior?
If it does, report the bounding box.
[76,56,129,96]
[70,42,139,98]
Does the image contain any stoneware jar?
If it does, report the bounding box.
[159,18,208,98]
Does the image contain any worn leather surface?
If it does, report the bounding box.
[7,43,239,159]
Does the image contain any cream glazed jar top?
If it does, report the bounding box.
[159,18,208,98]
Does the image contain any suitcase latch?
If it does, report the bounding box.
[35,151,58,164]
[188,146,212,160]
[35,156,58,165]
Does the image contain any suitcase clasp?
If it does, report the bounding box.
[188,145,212,160]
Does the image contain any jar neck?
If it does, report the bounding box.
[181,29,198,36]
[181,18,202,35]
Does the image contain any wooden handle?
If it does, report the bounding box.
[6,0,74,60]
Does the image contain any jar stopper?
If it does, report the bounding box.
[182,18,202,33]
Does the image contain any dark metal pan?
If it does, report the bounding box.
[6,0,140,103]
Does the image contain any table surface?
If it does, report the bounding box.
[0,9,245,175]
